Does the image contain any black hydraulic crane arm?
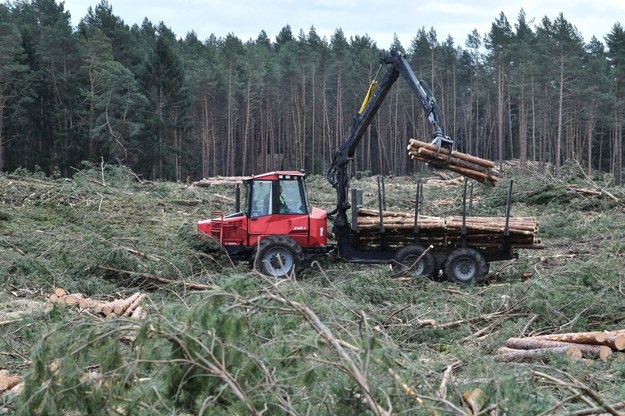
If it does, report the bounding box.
[326,49,452,227]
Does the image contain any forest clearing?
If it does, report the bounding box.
[2,163,625,415]
[3,1,625,414]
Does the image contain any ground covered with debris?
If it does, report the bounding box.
[2,163,625,415]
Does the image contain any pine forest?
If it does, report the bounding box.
[1,1,625,183]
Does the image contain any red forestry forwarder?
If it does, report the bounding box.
[198,51,540,283]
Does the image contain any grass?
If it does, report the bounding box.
[2,163,625,415]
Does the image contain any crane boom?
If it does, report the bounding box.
[326,50,452,228]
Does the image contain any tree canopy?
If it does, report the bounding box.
[0,1,624,183]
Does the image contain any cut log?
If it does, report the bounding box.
[0,370,20,392]
[63,293,85,305]
[495,346,583,362]
[604,333,625,351]
[533,331,625,351]
[355,209,541,249]
[506,337,612,361]
[191,176,245,187]
[122,293,146,317]
[533,331,607,344]
[100,300,118,316]
[130,306,147,320]
[78,298,101,309]
[407,139,500,185]
[408,139,496,168]
[94,302,105,314]
[54,287,66,297]
[113,292,142,316]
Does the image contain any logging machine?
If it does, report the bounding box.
[198,51,541,283]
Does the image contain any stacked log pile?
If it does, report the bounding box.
[48,288,147,319]
[356,209,542,249]
[496,330,625,362]
[567,186,619,202]
[192,176,244,187]
[407,139,501,186]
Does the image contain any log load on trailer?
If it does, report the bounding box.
[197,51,543,283]
[347,178,542,284]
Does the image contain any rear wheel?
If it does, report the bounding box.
[443,247,489,285]
[392,245,436,278]
[254,235,304,278]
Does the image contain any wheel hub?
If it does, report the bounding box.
[263,247,294,277]
[269,253,286,269]
[454,258,476,280]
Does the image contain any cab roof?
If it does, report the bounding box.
[244,171,305,182]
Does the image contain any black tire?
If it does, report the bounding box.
[254,235,304,278]
[391,245,436,278]
[443,247,489,285]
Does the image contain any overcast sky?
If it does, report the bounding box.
[62,0,623,48]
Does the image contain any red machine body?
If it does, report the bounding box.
[197,171,328,264]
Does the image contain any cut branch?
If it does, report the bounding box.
[93,265,214,290]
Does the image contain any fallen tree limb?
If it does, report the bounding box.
[93,265,214,290]
[566,401,625,416]
[533,370,622,416]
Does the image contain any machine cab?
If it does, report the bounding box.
[244,171,326,248]
[246,171,308,218]
[243,172,310,246]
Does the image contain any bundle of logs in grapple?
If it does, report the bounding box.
[357,209,542,249]
[407,139,501,186]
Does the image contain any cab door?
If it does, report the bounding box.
[268,178,310,246]
[247,180,273,238]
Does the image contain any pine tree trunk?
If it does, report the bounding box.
[497,65,504,169]
[0,100,4,172]
[519,75,527,169]
[586,103,595,176]
[555,56,564,178]
[201,94,210,178]
[531,70,536,162]
[242,74,252,176]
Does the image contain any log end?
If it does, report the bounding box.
[0,372,21,392]
[607,334,625,351]
[599,346,612,361]
[565,347,583,360]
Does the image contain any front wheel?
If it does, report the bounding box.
[391,245,436,278]
[443,247,489,285]
[254,235,304,278]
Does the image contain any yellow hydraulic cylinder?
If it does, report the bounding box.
[358,81,378,114]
